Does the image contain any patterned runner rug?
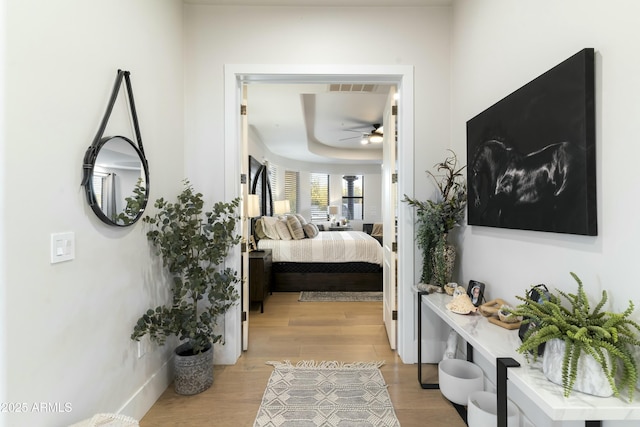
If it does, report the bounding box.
[298,291,383,302]
[253,360,400,427]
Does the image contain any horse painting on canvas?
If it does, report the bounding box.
[465,49,596,236]
[468,139,588,234]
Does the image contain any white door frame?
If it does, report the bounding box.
[223,64,416,363]
[382,86,397,349]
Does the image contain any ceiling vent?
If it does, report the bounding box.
[329,83,376,93]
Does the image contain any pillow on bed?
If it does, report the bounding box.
[303,223,319,238]
[286,215,305,240]
[254,218,268,240]
[260,216,280,240]
[275,218,293,240]
[294,213,308,226]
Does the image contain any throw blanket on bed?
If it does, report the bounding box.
[257,231,382,265]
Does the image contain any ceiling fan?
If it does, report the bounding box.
[339,124,384,144]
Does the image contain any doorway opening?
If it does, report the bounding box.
[224,64,416,363]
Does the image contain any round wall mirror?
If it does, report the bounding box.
[82,136,150,226]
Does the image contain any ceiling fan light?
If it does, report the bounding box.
[369,134,383,143]
[360,137,369,145]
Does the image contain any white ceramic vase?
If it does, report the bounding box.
[542,338,614,397]
[438,358,484,405]
[467,391,519,427]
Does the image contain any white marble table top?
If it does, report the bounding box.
[422,292,640,422]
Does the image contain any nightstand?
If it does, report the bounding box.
[328,225,353,231]
[249,249,272,313]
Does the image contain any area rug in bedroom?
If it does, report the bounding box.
[253,360,400,427]
[298,291,383,302]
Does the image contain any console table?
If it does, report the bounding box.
[418,291,640,427]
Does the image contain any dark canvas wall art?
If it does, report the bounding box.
[466,48,597,236]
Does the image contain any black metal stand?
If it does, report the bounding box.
[417,291,468,423]
[417,291,439,389]
[496,358,520,427]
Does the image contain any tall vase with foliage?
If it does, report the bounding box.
[403,150,467,286]
[131,180,241,393]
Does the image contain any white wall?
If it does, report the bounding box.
[450,1,640,425]
[1,0,184,425]
[185,5,453,363]
[451,0,640,325]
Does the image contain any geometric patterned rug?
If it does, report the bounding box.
[253,360,400,427]
[298,292,383,302]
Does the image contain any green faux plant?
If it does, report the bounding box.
[403,150,467,284]
[116,178,147,225]
[131,180,242,355]
[512,272,640,400]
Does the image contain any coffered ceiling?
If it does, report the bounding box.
[246,83,393,164]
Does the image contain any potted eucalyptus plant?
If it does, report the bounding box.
[116,178,147,225]
[131,180,241,395]
[512,272,640,401]
[403,150,467,287]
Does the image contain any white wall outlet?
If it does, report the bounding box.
[50,232,75,264]
[137,336,152,359]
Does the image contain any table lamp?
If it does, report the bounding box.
[246,194,260,251]
[328,205,338,223]
[274,200,291,215]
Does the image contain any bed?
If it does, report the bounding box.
[255,226,383,292]
[248,155,382,292]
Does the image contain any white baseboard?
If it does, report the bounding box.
[118,357,173,421]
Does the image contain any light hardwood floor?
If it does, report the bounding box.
[140,292,466,427]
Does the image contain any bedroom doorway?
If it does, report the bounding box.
[224,64,416,363]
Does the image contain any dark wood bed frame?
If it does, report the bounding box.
[249,155,383,292]
[270,262,383,292]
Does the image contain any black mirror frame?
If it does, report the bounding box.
[82,70,150,227]
[82,135,150,226]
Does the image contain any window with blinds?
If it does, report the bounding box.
[284,170,299,213]
[268,162,277,197]
[342,175,364,220]
[310,173,329,221]
[92,173,107,209]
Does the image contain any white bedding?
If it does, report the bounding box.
[256,231,382,265]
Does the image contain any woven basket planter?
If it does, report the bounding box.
[174,342,214,395]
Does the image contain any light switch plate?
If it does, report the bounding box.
[50,232,75,264]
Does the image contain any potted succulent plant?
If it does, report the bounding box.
[131,180,241,395]
[512,272,640,400]
[403,150,467,286]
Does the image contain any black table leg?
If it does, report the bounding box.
[417,291,439,389]
[496,357,520,427]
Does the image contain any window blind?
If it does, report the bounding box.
[284,170,299,213]
[310,173,329,222]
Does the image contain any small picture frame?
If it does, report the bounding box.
[248,235,257,252]
[467,280,485,307]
